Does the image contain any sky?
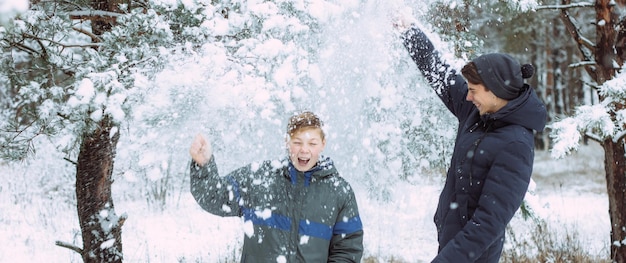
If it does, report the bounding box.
[0,0,619,262]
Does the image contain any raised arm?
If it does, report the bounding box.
[189,134,241,217]
[400,25,477,120]
[401,26,459,98]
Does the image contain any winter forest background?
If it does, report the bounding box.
[1,0,625,262]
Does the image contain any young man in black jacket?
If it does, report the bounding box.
[396,15,547,263]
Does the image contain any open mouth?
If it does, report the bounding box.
[297,157,310,166]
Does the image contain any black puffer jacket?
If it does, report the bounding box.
[402,27,547,262]
[190,156,364,263]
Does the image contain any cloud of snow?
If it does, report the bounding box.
[0,1,613,261]
[0,0,28,26]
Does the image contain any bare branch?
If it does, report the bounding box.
[34,35,48,59]
[22,32,102,49]
[569,60,597,68]
[580,79,601,91]
[55,241,83,255]
[68,10,122,19]
[558,0,596,79]
[64,157,77,166]
[612,130,626,143]
[578,35,596,51]
[119,56,158,72]
[536,2,595,10]
[68,10,121,31]
[72,26,102,43]
[10,42,41,56]
[583,132,603,143]
[118,213,127,227]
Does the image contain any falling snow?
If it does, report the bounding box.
[0,0,615,262]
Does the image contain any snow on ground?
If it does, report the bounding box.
[526,141,609,256]
[0,141,609,262]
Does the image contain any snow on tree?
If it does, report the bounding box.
[547,1,626,261]
[0,0,28,26]
[0,0,180,262]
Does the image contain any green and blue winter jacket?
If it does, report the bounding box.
[190,156,364,263]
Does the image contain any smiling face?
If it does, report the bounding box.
[466,82,507,115]
[287,127,326,172]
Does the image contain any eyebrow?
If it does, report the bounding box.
[291,137,320,142]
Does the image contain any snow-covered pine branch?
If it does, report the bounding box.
[536,2,595,10]
[551,99,615,159]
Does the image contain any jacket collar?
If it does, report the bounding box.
[286,156,336,186]
[480,84,547,132]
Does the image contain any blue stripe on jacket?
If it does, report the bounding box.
[299,216,363,240]
[299,220,333,240]
[242,208,291,231]
[333,216,363,235]
[242,209,363,241]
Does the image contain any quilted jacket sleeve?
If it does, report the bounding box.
[190,157,243,217]
[401,26,473,119]
[328,184,364,263]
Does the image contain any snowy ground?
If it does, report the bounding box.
[0,141,609,262]
[522,141,609,256]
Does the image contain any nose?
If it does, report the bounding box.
[466,93,473,101]
[300,144,310,153]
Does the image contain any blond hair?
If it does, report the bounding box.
[286,111,325,140]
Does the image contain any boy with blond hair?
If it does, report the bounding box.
[189,111,364,263]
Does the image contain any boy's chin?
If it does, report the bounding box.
[293,162,313,172]
[294,165,311,172]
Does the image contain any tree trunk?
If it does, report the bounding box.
[596,1,626,261]
[76,115,124,263]
[91,0,122,36]
[602,139,626,262]
[73,1,127,262]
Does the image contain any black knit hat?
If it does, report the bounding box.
[472,53,534,100]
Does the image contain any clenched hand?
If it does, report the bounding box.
[189,133,213,166]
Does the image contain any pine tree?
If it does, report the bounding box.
[0,0,177,261]
[548,0,626,261]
